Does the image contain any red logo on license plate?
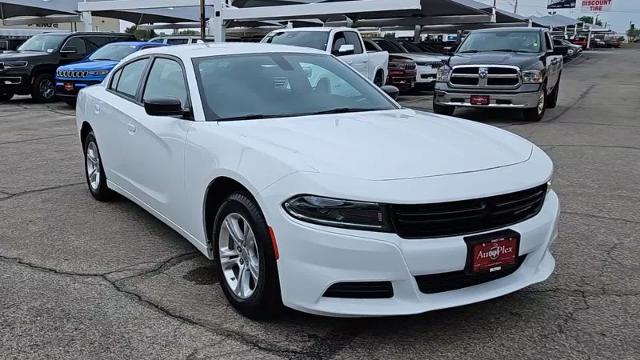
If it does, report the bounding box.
[470,95,490,105]
[64,83,74,91]
[472,237,518,272]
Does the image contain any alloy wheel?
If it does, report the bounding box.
[86,141,101,191]
[218,213,260,299]
[40,79,55,99]
[537,91,545,115]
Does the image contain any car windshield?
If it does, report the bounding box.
[193,53,397,121]
[457,31,542,53]
[18,34,67,52]
[401,41,443,56]
[263,31,329,51]
[89,44,140,61]
[373,40,405,53]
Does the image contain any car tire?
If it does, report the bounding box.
[546,77,560,109]
[432,96,455,116]
[83,132,112,202]
[31,73,57,103]
[0,91,14,101]
[213,192,282,320]
[373,70,384,87]
[523,87,546,122]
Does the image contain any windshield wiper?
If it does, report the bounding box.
[458,50,479,53]
[307,107,379,115]
[217,114,281,121]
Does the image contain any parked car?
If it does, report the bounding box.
[364,38,445,90]
[560,39,582,55]
[552,38,576,60]
[570,36,587,48]
[150,35,218,45]
[0,32,135,102]
[434,27,563,122]
[603,36,621,48]
[262,27,389,86]
[386,56,417,92]
[76,43,558,319]
[56,41,166,105]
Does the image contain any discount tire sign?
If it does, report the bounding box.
[582,0,613,12]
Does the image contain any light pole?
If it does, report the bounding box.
[200,0,206,41]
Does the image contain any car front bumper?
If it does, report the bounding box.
[434,88,542,109]
[268,189,559,317]
[416,65,437,84]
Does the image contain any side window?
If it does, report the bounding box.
[84,36,109,52]
[344,32,363,54]
[143,58,189,107]
[364,40,378,52]
[545,33,553,51]
[109,68,122,90]
[61,37,87,56]
[331,32,347,55]
[302,62,361,98]
[115,58,150,98]
[167,38,189,45]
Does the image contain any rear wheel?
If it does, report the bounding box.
[213,192,282,319]
[31,73,56,103]
[373,70,384,87]
[523,88,546,122]
[546,76,561,109]
[432,96,455,116]
[0,91,14,101]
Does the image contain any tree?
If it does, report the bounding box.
[578,16,602,26]
[124,25,157,40]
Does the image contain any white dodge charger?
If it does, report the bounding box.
[76,43,559,319]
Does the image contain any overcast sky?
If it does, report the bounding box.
[475,0,639,32]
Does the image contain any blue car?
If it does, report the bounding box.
[55,41,165,104]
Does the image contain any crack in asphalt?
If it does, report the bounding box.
[544,83,597,123]
[562,210,640,226]
[0,182,85,201]
[0,253,322,359]
[0,133,75,146]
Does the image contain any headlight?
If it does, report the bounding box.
[88,70,110,76]
[522,70,544,84]
[4,61,28,68]
[283,195,391,231]
[436,66,450,82]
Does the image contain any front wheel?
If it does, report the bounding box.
[31,73,56,103]
[84,132,112,201]
[546,77,560,109]
[0,91,14,101]
[432,96,455,116]
[523,89,546,122]
[373,71,384,87]
[213,192,282,319]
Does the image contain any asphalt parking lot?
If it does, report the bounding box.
[1,48,639,359]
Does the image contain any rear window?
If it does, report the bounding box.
[263,31,329,51]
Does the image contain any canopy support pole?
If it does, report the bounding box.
[81,11,93,31]
[209,0,225,42]
[413,25,421,42]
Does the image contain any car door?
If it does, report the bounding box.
[98,57,151,191]
[330,31,368,77]
[127,56,192,223]
[59,36,88,65]
[343,31,369,77]
[544,33,562,89]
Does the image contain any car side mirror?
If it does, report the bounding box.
[380,85,400,100]
[337,44,355,56]
[144,98,185,117]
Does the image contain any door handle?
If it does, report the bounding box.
[127,123,136,134]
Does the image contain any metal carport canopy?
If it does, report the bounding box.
[0,0,77,19]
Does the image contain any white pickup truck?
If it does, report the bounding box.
[262,27,389,86]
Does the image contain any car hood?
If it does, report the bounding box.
[450,52,542,69]
[221,109,533,181]
[0,50,49,61]
[392,53,444,62]
[58,60,119,71]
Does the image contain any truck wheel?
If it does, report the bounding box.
[546,78,560,109]
[523,89,546,122]
[432,97,455,116]
[373,71,384,87]
[0,91,14,101]
[31,73,57,103]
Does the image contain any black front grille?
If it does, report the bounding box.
[488,77,520,86]
[323,282,393,299]
[415,255,526,294]
[390,184,547,239]
[488,67,518,75]
[450,77,479,86]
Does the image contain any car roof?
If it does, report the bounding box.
[104,41,162,47]
[473,27,544,33]
[272,27,355,33]
[130,42,327,61]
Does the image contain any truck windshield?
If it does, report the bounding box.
[457,31,542,54]
[18,34,67,52]
[193,53,397,121]
[89,44,140,61]
[263,31,329,51]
